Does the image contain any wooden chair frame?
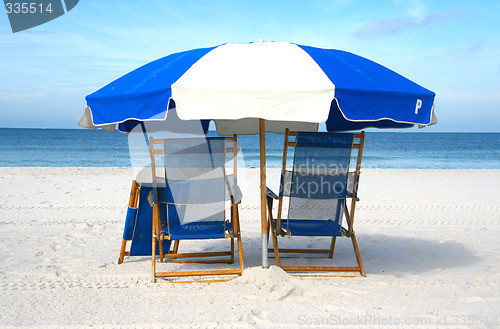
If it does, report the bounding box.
[118,180,141,264]
[266,130,366,276]
[149,135,244,282]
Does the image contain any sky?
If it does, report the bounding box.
[0,0,499,132]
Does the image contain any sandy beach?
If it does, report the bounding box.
[0,167,499,328]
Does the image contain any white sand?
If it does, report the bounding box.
[0,167,499,328]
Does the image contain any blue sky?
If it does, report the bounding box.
[1,0,499,132]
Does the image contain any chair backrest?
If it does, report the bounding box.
[279,131,364,226]
[149,136,238,227]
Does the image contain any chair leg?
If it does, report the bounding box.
[154,206,164,263]
[230,237,235,264]
[118,240,127,264]
[152,203,159,283]
[344,201,365,276]
[266,197,274,243]
[235,206,244,273]
[172,240,180,254]
[237,234,244,273]
[159,240,164,263]
[152,237,157,283]
[268,217,281,267]
[350,233,365,277]
[266,196,282,266]
[329,237,337,259]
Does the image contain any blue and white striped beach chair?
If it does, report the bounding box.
[266,130,365,276]
[149,136,244,282]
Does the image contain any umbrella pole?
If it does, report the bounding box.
[259,119,269,268]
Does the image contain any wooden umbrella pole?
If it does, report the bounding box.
[259,119,269,268]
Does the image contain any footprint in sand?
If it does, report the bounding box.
[240,309,269,324]
[50,242,62,251]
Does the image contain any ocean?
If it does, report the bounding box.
[0,128,499,169]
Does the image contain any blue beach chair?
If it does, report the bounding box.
[149,136,244,282]
[266,130,366,276]
[118,180,171,264]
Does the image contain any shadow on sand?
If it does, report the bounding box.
[358,234,480,275]
[117,233,479,277]
[239,234,479,276]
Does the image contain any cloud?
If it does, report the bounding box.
[0,91,48,103]
[421,9,459,25]
[355,9,459,38]
[355,18,413,38]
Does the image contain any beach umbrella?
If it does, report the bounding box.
[79,41,437,267]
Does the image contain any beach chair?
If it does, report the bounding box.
[149,135,244,282]
[266,130,365,276]
[118,180,171,264]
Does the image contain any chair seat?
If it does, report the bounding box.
[279,219,343,237]
[162,221,232,240]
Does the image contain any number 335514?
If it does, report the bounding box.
[5,2,54,14]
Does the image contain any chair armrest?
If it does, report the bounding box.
[147,189,155,207]
[234,186,243,204]
[225,175,243,204]
[266,187,280,200]
[346,192,360,202]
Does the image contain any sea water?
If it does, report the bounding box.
[0,128,499,169]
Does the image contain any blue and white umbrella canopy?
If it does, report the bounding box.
[79,41,436,133]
